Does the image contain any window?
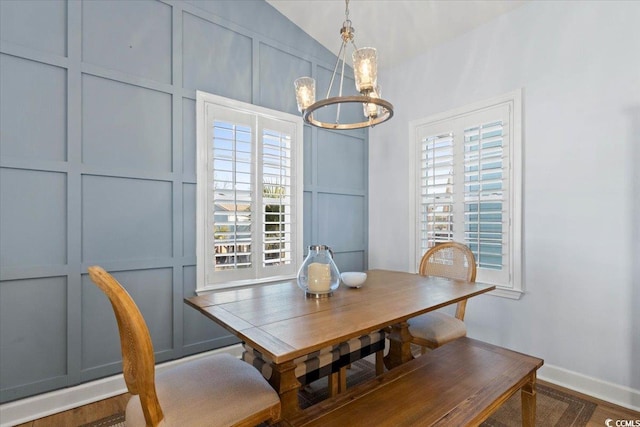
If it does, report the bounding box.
[410,90,523,298]
[196,91,303,292]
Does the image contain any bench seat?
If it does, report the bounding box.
[289,337,543,427]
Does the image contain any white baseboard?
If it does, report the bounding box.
[0,345,243,427]
[539,363,640,412]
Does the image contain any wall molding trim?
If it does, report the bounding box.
[539,363,640,412]
[0,345,243,427]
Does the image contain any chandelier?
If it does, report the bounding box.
[294,0,394,130]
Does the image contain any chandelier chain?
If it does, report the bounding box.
[342,0,357,49]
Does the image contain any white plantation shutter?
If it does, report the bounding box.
[259,119,294,274]
[197,92,303,291]
[209,116,254,283]
[412,91,522,297]
[462,113,509,285]
[419,133,454,256]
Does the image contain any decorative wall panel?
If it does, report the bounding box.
[0,55,67,162]
[82,0,172,84]
[182,12,252,102]
[0,0,67,57]
[318,193,366,253]
[0,277,67,390]
[303,125,313,186]
[333,251,365,274]
[0,169,67,268]
[303,191,312,250]
[182,98,197,177]
[182,183,196,258]
[81,268,173,369]
[81,75,172,173]
[0,0,368,403]
[182,266,234,349]
[317,130,366,191]
[259,43,312,114]
[81,175,172,262]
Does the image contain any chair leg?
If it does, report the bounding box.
[328,371,340,397]
[338,366,347,393]
[420,345,427,355]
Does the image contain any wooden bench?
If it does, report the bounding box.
[288,337,543,427]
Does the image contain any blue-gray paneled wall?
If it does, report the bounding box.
[0,0,368,403]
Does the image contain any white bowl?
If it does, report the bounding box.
[341,272,367,288]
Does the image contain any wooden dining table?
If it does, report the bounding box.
[185,269,495,421]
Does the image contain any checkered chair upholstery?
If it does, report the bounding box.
[338,330,386,366]
[242,330,386,391]
[242,343,342,386]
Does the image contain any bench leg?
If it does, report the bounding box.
[521,372,537,427]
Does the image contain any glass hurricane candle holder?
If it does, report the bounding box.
[297,245,340,298]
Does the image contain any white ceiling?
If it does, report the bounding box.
[266,0,528,68]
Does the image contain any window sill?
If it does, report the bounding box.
[196,274,298,295]
[488,287,524,300]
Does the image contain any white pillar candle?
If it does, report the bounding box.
[307,262,331,292]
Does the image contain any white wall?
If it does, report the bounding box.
[369,0,640,409]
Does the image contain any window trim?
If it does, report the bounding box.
[196,91,304,293]
[408,89,523,299]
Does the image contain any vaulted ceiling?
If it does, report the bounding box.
[267,0,527,69]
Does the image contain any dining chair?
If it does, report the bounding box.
[87,266,281,427]
[407,242,477,353]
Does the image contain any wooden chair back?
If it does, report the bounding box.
[87,266,164,426]
[419,242,477,320]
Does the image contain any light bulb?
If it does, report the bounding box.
[353,48,377,93]
[294,77,315,112]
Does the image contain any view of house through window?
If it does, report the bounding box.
[196,92,303,292]
[211,121,253,271]
[411,90,523,298]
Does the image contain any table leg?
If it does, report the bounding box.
[269,360,302,421]
[384,321,415,370]
[521,372,537,427]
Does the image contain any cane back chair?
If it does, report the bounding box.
[407,242,477,352]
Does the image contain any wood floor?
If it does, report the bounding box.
[552,380,640,427]
[13,380,639,427]
[13,393,130,427]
